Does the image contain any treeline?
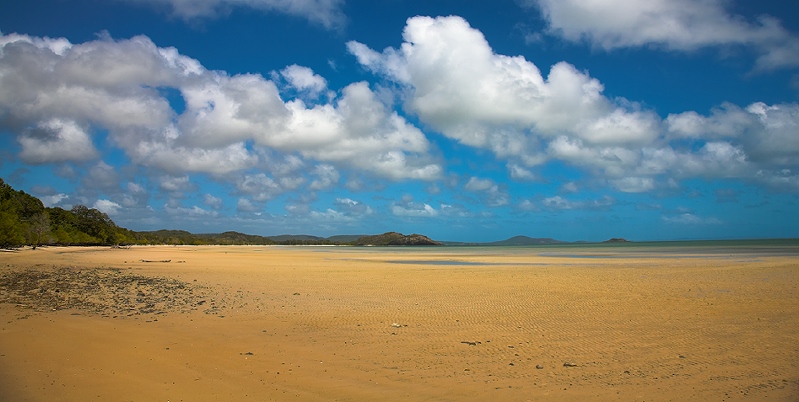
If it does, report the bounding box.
[0,178,138,248]
[1,178,442,248]
[352,232,442,246]
[0,179,282,247]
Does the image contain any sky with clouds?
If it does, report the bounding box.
[1,0,797,242]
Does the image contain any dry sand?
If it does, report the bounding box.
[1,245,797,401]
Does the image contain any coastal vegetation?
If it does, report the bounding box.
[0,178,441,248]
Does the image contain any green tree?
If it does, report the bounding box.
[0,205,25,248]
[71,205,118,244]
[27,212,51,249]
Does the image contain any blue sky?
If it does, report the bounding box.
[1,0,798,242]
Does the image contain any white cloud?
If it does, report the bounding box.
[236,173,284,202]
[40,193,69,207]
[391,203,438,217]
[93,199,122,215]
[18,119,98,163]
[391,196,438,217]
[348,16,661,153]
[280,64,328,97]
[204,193,223,209]
[164,202,219,217]
[611,177,655,193]
[528,0,799,70]
[274,82,442,180]
[334,197,373,216]
[83,162,120,191]
[159,175,193,192]
[309,164,340,190]
[310,208,354,222]
[121,182,150,207]
[1,32,441,181]
[439,203,473,218]
[508,163,537,181]
[541,195,616,211]
[464,177,509,206]
[347,15,799,192]
[123,0,346,30]
[667,102,799,167]
[236,198,259,212]
[464,177,496,192]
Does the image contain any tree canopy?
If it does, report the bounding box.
[0,178,442,248]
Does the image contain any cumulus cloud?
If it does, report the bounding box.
[527,0,799,70]
[347,16,662,176]
[334,197,373,216]
[235,173,285,202]
[349,16,799,192]
[391,195,438,217]
[309,164,340,190]
[279,64,329,98]
[93,199,122,215]
[669,102,799,166]
[18,119,98,163]
[165,202,219,217]
[439,203,473,218]
[348,16,661,153]
[123,0,346,30]
[236,198,260,212]
[309,208,352,222]
[159,175,194,192]
[666,103,799,187]
[203,193,223,209]
[274,82,442,180]
[464,177,509,206]
[121,182,150,208]
[540,195,616,211]
[610,177,655,193]
[83,162,120,191]
[0,31,441,181]
[40,193,69,207]
[508,163,537,181]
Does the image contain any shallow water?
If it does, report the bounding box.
[320,238,799,259]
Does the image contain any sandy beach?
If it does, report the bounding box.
[1,245,797,401]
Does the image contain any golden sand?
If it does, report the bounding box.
[1,245,797,401]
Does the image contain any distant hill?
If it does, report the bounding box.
[352,232,442,246]
[486,235,566,246]
[139,230,276,245]
[267,234,324,242]
[327,234,367,243]
[603,238,631,243]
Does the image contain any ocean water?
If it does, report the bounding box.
[317,238,799,263]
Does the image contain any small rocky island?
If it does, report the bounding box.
[353,232,442,246]
[603,238,631,243]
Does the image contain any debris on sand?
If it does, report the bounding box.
[0,266,213,318]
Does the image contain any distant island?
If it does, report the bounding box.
[603,238,631,243]
[352,232,442,246]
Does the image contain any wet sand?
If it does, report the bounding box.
[1,245,798,401]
